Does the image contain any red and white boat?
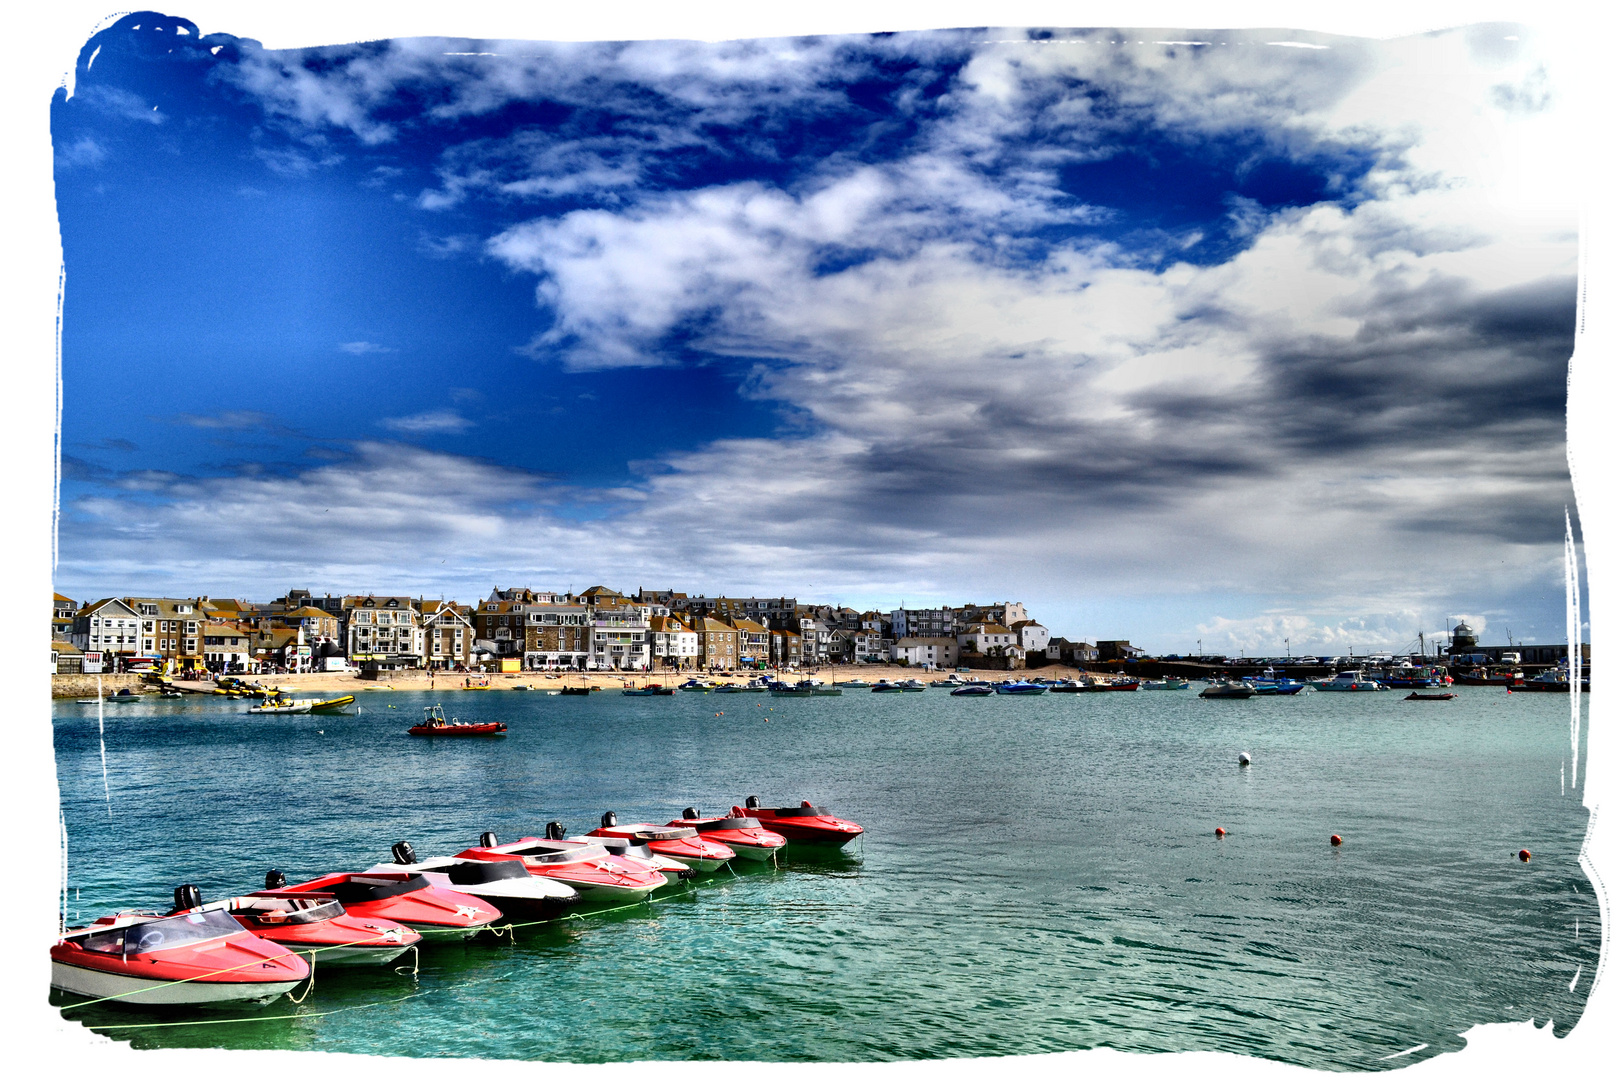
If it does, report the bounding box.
[51,897,308,1007]
[669,807,787,862]
[587,811,736,872]
[456,826,669,902]
[367,841,583,922]
[273,870,501,939]
[220,881,421,966]
[737,797,864,848]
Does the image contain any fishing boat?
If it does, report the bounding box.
[1105,679,1141,691]
[1514,670,1582,692]
[101,688,142,703]
[838,679,872,688]
[737,797,864,847]
[1141,678,1191,690]
[670,807,787,861]
[273,870,501,938]
[1404,692,1457,701]
[210,885,421,966]
[770,684,814,697]
[621,684,675,696]
[559,686,593,696]
[995,681,1046,695]
[1200,681,1255,699]
[587,812,736,872]
[371,842,582,921]
[455,827,670,902]
[407,704,507,736]
[950,684,993,696]
[51,901,309,1007]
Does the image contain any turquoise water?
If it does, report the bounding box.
[51,685,1597,1067]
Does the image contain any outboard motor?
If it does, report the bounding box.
[173,884,202,912]
[544,821,567,841]
[479,831,499,849]
[682,807,699,820]
[745,795,760,810]
[392,840,417,865]
[264,869,286,890]
[601,810,618,828]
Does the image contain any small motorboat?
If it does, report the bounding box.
[408,704,507,736]
[671,807,787,861]
[309,695,355,712]
[102,688,142,704]
[995,681,1046,695]
[274,870,501,939]
[371,842,582,921]
[950,684,993,696]
[205,884,421,966]
[838,679,872,688]
[737,797,864,847]
[51,900,309,1007]
[559,686,593,696]
[1142,678,1191,690]
[1310,671,1386,692]
[677,679,712,692]
[1200,681,1255,699]
[622,685,675,696]
[894,679,927,691]
[566,834,694,888]
[1404,692,1457,701]
[587,812,736,872]
[870,680,904,693]
[456,827,670,902]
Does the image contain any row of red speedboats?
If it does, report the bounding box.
[51,798,862,1009]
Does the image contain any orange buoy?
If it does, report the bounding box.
[1519,849,1531,862]
[1330,834,1342,846]
[1215,827,1226,837]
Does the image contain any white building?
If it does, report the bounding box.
[588,603,651,671]
[1011,620,1050,655]
[958,623,1017,656]
[891,636,960,668]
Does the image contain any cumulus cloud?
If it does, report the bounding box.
[56,26,1580,650]
[338,340,396,354]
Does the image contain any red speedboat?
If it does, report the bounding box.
[216,881,421,966]
[737,797,864,847]
[587,811,736,872]
[51,895,308,1007]
[456,826,669,902]
[669,807,787,862]
[274,870,501,939]
[409,704,507,736]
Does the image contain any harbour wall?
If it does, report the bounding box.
[50,674,149,699]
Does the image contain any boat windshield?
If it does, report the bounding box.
[236,897,343,926]
[122,909,244,953]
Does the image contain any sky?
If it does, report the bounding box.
[48,11,1583,655]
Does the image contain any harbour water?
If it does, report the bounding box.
[50,685,1597,1067]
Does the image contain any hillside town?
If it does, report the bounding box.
[49,586,1122,677]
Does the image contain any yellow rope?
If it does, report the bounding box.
[283,949,315,1004]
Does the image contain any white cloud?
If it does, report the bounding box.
[338,340,396,354]
[379,410,474,434]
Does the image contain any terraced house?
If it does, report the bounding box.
[419,600,474,670]
[724,616,772,668]
[71,598,141,667]
[523,600,590,670]
[473,599,527,664]
[123,596,205,671]
[588,597,651,671]
[343,595,424,670]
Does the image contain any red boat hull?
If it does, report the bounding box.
[281,874,501,937]
[735,802,863,847]
[409,723,507,736]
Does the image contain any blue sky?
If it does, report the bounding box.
[50,13,1581,653]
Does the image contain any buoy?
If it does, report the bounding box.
[1215,827,1226,837]
[1519,849,1532,862]
[1238,752,1251,766]
[1330,834,1342,846]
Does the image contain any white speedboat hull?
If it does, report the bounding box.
[51,960,300,1007]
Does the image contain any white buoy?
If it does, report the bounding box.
[1238,752,1251,766]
